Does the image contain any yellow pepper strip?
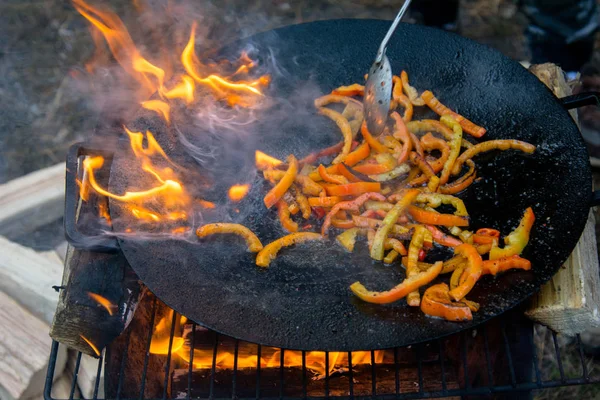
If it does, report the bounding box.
[316,106,353,164]
[196,223,263,252]
[489,207,535,260]
[370,189,420,260]
[421,282,473,321]
[400,71,425,106]
[264,155,298,209]
[451,140,536,176]
[441,255,466,274]
[361,121,390,154]
[439,115,463,186]
[406,225,428,306]
[386,238,408,255]
[449,243,483,301]
[351,215,412,238]
[336,227,364,252]
[277,199,299,232]
[350,261,442,304]
[294,189,311,219]
[256,232,323,267]
[296,175,324,196]
[415,193,468,216]
[364,200,393,211]
[384,249,399,264]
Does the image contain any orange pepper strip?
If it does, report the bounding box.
[307,196,343,207]
[391,111,412,164]
[408,206,469,227]
[337,163,361,183]
[321,192,387,236]
[361,121,390,154]
[309,164,339,181]
[421,90,486,138]
[451,140,536,176]
[331,218,355,229]
[481,255,532,276]
[409,132,424,156]
[344,142,371,166]
[441,255,467,274]
[425,225,462,247]
[421,132,450,172]
[350,261,442,304]
[317,107,353,164]
[264,170,324,196]
[409,152,436,183]
[371,189,420,260]
[449,244,483,301]
[196,223,263,252]
[255,150,283,170]
[318,164,348,184]
[352,216,412,238]
[256,232,323,267]
[277,199,298,232]
[386,238,407,255]
[332,83,365,97]
[473,228,501,244]
[392,77,414,122]
[439,160,477,194]
[325,182,381,197]
[421,283,473,321]
[315,93,363,109]
[400,71,425,106]
[264,155,298,209]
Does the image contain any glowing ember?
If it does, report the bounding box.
[87,292,117,316]
[228,184,251,202]
[80,334,101,356]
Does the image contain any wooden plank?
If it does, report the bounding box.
[0,236,62,324]
[0,163,65,239]
[525,63,600,334]
[0,291,67,400]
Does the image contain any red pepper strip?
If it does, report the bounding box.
[277,199,298,232]
[312,206,326,219]
[421,90,486,138]
[350,261,442,304]
[256,232,323,267]
[344,142,371,166]
[481,255,532,276]
[449,244,483,301]
[489,207,535,260]
[321,192,386,235]
[307,196,343,207]
[298,142,345,166]
[325,182,381,197]
[361,121,390,154]
[408,206,469,227]
[392,77,414,121]
[371,189,420,260]
[337,163,361,182]
[264,155,298,209]
[331,83,365,97]
[473,228,501,244]
[318,164,348,184]
[418,248,426,261]
[400,71,425,106]
[196,223,263,252]
[425,225,462,247]
[317,107,353,164]
[421,282,473,321]
[391,111,412,164]
[451,140,536,176]
[438,160,477,195]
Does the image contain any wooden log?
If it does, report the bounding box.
[0,236,62,324]
[525,63,600,335]
[0,163,65,239]
[0,291,67,400]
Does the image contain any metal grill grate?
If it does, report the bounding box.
[44,296,600,400]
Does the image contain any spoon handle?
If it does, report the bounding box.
[375,0,412,63]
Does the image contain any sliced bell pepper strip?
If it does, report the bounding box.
[482,255,532,276]
[425,225,463,247]
[318,164,348,184]
[408,206,469,227]
[298,141,345,166]
[475,242,494,255]
[352,163,393,175]
[473,228,501,244]
[331,83,365,97]
[386,238,408,255]
[421,90,486,138]
[441,255,466,274]
[255,150,283,170]
[315,94,364,109]
[344,142,371,166]
[336,227,363,252]
[438,115,463,186]
[309,164,339,181]
[307,196,343,207]
[400,71,425,106]
[264,155,298,209]
[196,223,263,252]
[392,77,414,121]
[391,111,412,164]
[350,260,442,304]
[256,232,323,267]
[421,282,473,321]
[325,182,381,197]
[451,140,536,176]
[351,215,412,238]
[439,160,477,194]
[449,243,483,301]
[294,190,311,219]
[489,207,535,260]
[371,189,420,260]
[409,132,424,156]
[317,107,353,164]
[331,218,355,229]
[321,192,387,235]
[361,121,390,154]
[364,200,393,211]
[409,133,450,186]
[409,152,439,191]
[384,249,399,264]
[296,175,325,196]
[277,199,298,232]
[406,225,428,306]
[415,193,468,216]
[337,163,362,183]
[368,164,411,182]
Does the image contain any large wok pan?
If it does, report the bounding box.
[66,20,600,351]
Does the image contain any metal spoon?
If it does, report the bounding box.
[364,0,412,135]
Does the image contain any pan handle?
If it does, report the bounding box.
[65,143,120,253]
[558,91,600,207]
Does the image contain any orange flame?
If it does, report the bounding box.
[88,292,117,316]
[149,309,185,355]
[141,100,171,123]
[161,75,195,104]
[80,334,101,357]
[228,184,250,202]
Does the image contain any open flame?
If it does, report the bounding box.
[80,334,101,357]
[88,292,117,316]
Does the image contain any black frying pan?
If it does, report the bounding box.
[66,20,600,351]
